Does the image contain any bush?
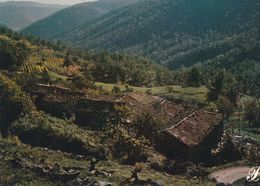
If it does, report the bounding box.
[11,112,105,159]
[0,73,35,126]
[133,113,164,145]
[0,40,30,70]
[145,89,152,95]
[124,84,134,93]
[111,85,121,94]
[102,106,148,164]
[71,74,94,89]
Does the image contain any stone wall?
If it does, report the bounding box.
[25,84,126,129]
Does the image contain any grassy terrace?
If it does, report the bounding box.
[47,69,208,104]
[234,128,260,142]
[96,82,208,103]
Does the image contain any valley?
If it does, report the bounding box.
[0,0,260,185]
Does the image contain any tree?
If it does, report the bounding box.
[245,99,260,128]
[71,74,93,89]
[207,70,237,103]
[207,70,225,101]
[63,52,73,67]
[187,66,202,87]
[217,96,235,120]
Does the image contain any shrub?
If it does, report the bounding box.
[145,89,152,95]
[0,73,35,126]
[0,40,30,70]
[11,112,105,159]
[112,85,121,94]
[132,113,164,145]
[71,74,94,89]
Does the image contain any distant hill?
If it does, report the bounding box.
[46,0,259,69]
[21,0,141,39]
[0,1,66,30]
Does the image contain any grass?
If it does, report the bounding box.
[95,82,208,103]
[48,71,68,80]
[229,94,260,143]
[44,70,209,104]
[0,137,215,186]
[45,71,208,104]
[234,128,260,142]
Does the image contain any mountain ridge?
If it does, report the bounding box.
[0,1,66,30]
[21,0,141,39]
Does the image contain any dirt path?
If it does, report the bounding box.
[209,166,251,185]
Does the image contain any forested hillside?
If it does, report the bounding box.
[0,27,172,87]
[21,0,141,39]
[47,0,259,97]
[21,0,260,97]
[53,0,258,65]
[0,1,66,30]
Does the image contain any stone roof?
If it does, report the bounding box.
[120,93,223,147]
[165,111,223,147]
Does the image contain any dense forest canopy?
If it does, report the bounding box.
[36,0,260,67]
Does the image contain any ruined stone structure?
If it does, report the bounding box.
[26,84,126,129]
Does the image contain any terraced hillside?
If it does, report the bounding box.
[0,27,225,185]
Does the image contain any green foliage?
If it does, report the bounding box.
[71,74,94,89]
[217,96,235,120]
[0,39,30,70]
[0,73,36,135]
[102,105,148,164]
[63,52,73,67]
[41,0,259,70]
[145,89,152,95]
[111,85,121,94]
[187,66,203,87]
[0,73,35,121]
[22,0,260,97]
[124,84,134,93]
[22,0,139,39]
[207,70,238,103]
[133,113,164,145]
[244,98,260,128]
[88,51,173,86]
[11,112,105,158]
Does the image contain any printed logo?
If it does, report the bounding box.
[247,167,260,182]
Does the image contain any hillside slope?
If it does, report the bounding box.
[21,0,141,39]
[0,1,66,30]
[57,0,260,69]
